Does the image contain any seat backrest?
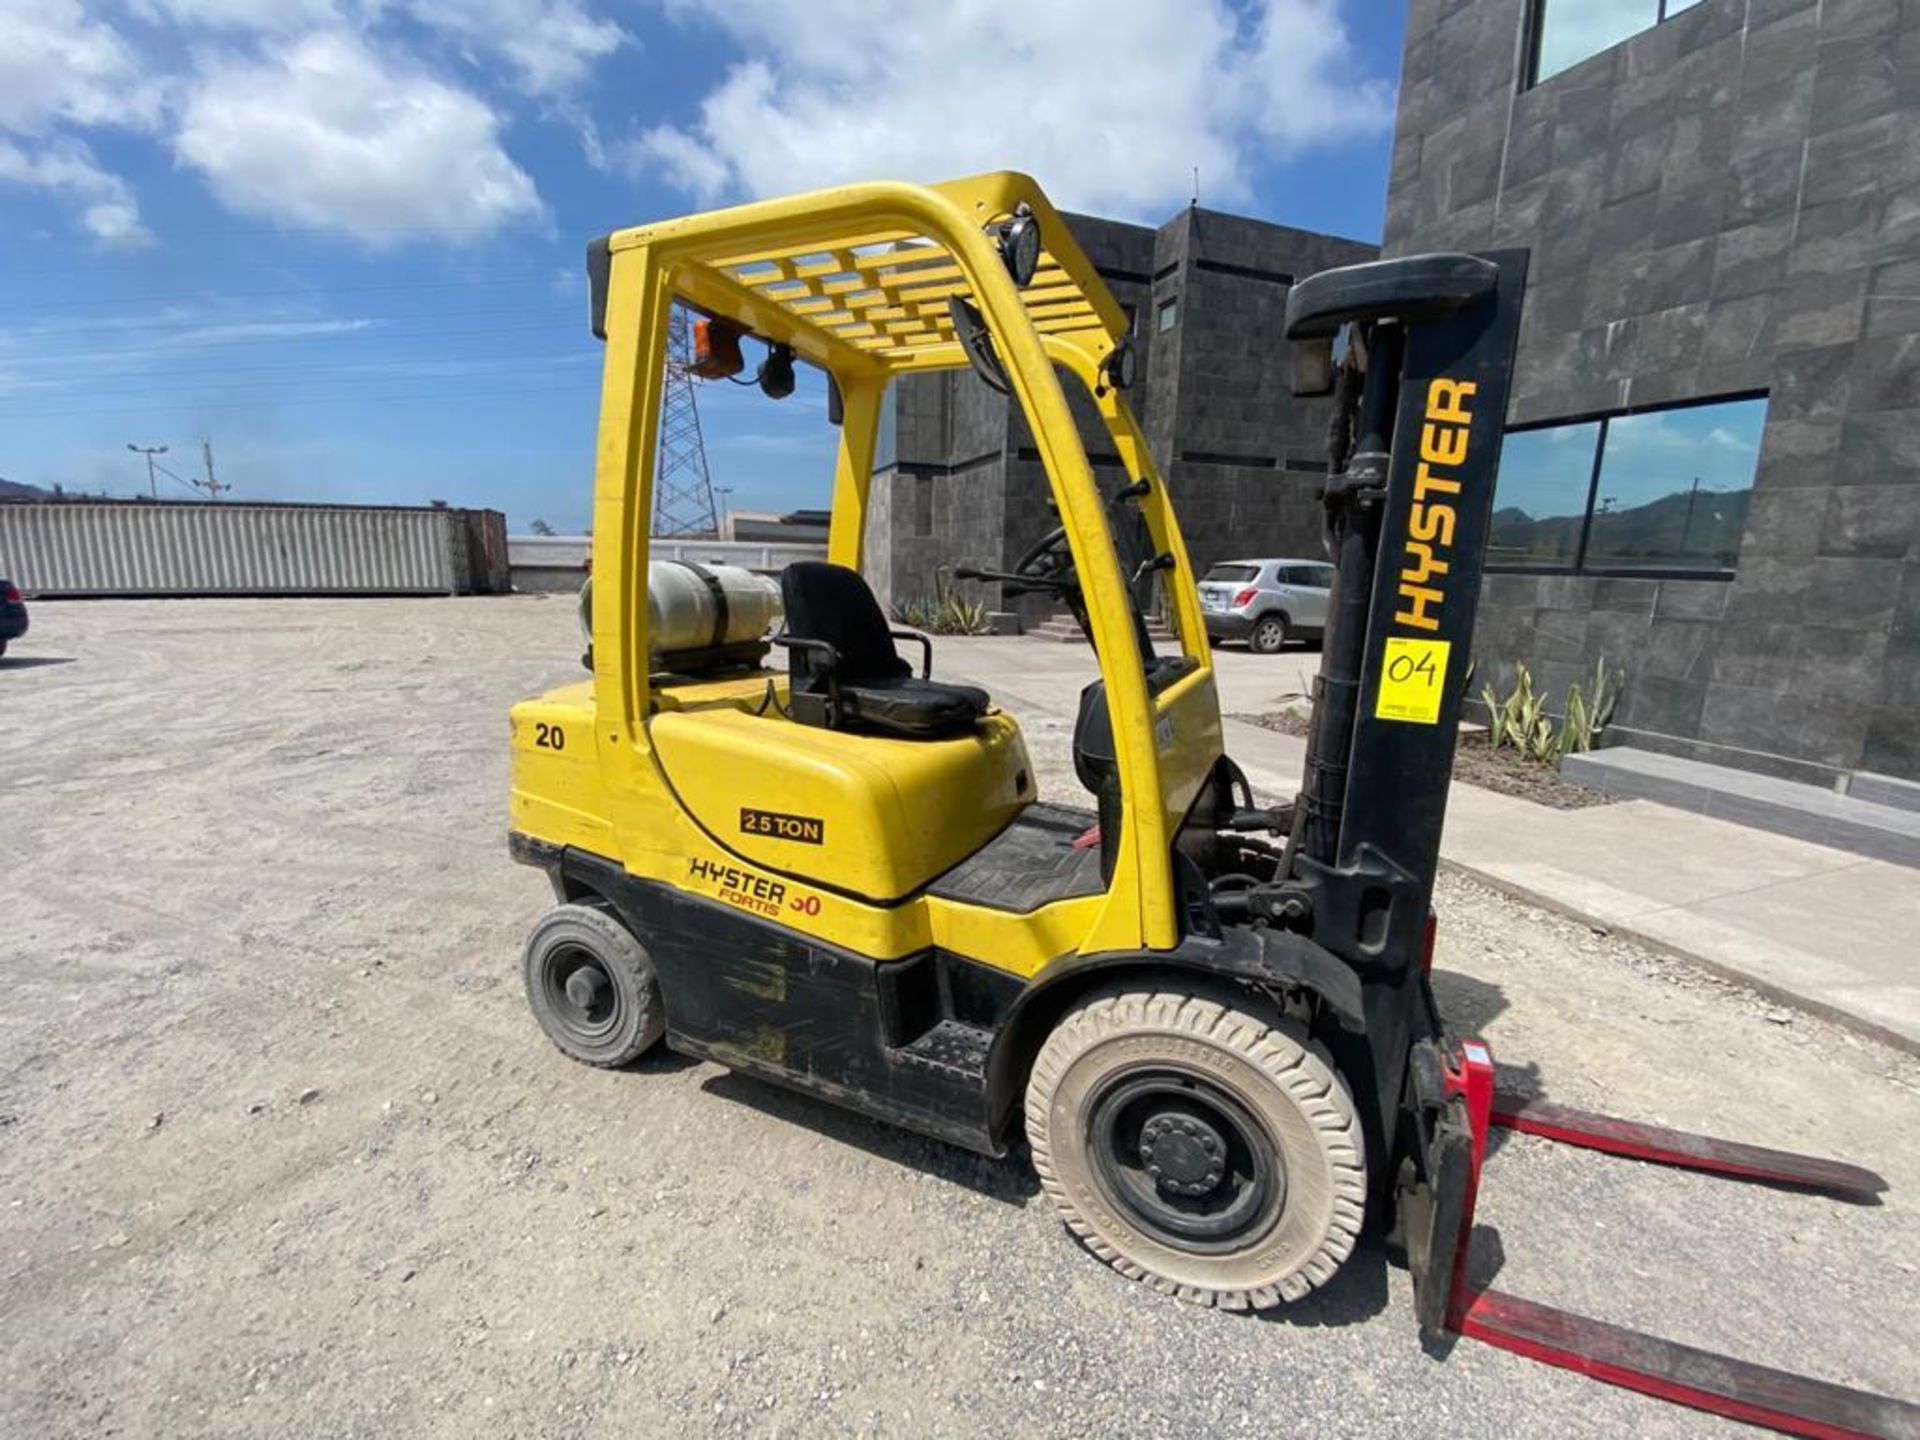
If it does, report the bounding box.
[781,562,910,684]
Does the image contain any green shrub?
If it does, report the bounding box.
[1558,657,1619,757]
[891,582,990,636]
[930,592,989,635]
[1480,658,1620,765]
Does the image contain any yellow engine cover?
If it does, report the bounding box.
[647,707,1035,902]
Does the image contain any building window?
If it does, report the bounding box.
[1488,395,1767,577]
[1487,421,1601,569]
[1157,298,1179,333]
[1530,0,1703,86]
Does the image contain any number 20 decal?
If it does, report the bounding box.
[533,721,566,751]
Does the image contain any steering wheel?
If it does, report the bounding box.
[1011,524,1076,591]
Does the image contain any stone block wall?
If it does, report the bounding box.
[1387,0,1920,781]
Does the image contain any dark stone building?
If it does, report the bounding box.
[1386,0,1920,783]
[865,209,1375,624]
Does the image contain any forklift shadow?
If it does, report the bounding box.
[630,1045,703,1075]
[1419,1224,1506,1359]
[1424,968,1542,1161]
[0,655,75,670]
[1427,968,1509,1031]
[1251,1233,1393,1329]
[699,1071,1041,1206]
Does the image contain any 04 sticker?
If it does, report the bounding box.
[1375,636,1450,725]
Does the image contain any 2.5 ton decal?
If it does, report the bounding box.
[739,807,825,845]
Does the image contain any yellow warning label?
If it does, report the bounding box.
[1376,637,1451,725]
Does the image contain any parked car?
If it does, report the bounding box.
[1197,557,1333,653]
[0,579,27,658]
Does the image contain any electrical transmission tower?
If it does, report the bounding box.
[652,305,720,537]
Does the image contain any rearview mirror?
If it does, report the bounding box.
[1290,336,1334,397]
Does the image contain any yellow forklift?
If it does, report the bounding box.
[509,173,1907,1437]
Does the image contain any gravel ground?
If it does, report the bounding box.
[2,596,1916,1439]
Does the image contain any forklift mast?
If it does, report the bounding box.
[1276,251,1528,1154]
[1275,253,1914,1439]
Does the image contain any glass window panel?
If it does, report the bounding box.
[1584,398,1765,572]
[1204,564,1259,584]
[1489,421,1599,568]
[1534,0,1656,84]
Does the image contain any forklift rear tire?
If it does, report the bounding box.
[523,903,666,1067]
[1025,988,1364,1310]
[1249,615,1288,654]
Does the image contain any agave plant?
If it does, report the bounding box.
[1481,657,1622,765]
[1556,656,1620,757]
[931,592,990,635]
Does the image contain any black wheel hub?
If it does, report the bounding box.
[1087,1070,1285,1251]
[542,944,620,1039]
[564,966,610,1013]
[1138,1111,1229,1197]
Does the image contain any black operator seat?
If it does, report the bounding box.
[778,562,990,739]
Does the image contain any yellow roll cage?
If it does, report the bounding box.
[589,171,1222,951]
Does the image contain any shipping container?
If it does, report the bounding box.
[0,501,509,598]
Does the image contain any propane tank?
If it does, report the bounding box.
[646,560,782,658]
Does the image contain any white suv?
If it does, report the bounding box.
[1197,558,1334,654]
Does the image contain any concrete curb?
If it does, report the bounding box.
[1437,856,1920,1059]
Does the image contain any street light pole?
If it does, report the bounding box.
[126,442,168,499]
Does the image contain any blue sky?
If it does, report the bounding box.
[0,0,1407,532]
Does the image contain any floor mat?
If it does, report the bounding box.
[927,803,1104,913]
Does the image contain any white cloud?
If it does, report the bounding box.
[0,0,165,133]
[403,0,627,97]
[139,0,626,98]
[131,0,340,29]
[173,31,545,245]
[0,135,151,246]
[147,316,382,347]
[0,0,162,240]
[633,0,1391,218]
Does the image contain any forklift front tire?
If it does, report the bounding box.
[1025,988,1364,1310]
[523,903,666,1067]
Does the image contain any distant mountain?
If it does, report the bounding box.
[1489,485,1748,571]
[0,478,49,500]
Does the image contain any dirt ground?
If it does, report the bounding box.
[2,596,1916,1439]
